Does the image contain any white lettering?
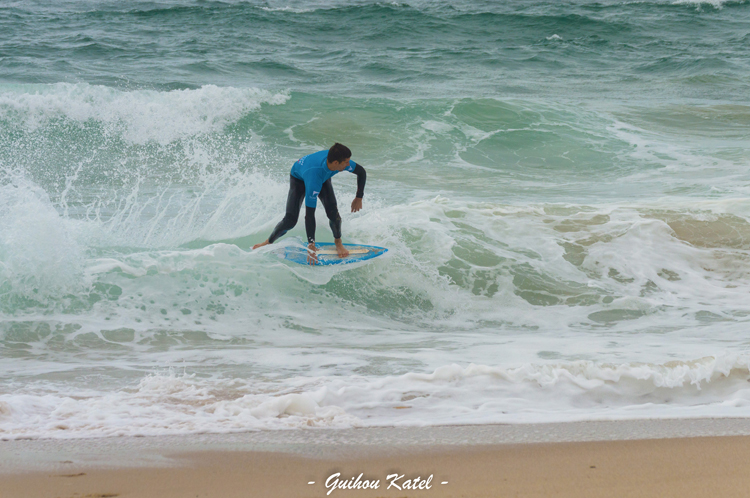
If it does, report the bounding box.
[325,473,340,496]
[324,472,435,493]
[387,473,404,490]
[324,473,385,494]
[352,473,363,489]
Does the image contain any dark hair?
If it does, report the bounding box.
[328,143,352,163]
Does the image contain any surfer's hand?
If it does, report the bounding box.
[351,197,362,213]
[307,243,318,265]
[334,239,349,258]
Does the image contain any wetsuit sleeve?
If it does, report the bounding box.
[304,176,323,208]
[305,206,316,243]
[352,164,366,198]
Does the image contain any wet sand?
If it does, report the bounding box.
[3,420,750,497]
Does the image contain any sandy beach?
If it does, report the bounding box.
[4,420,750,498]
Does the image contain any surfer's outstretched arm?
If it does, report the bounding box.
[304,206,319,264]
[305,206,317,245]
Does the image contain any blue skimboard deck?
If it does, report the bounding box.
[276,242,388,266]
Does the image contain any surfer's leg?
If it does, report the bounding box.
[268,175,305,243]
[318,180,348,257]
[318,179,342,239]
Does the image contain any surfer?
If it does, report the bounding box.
[252,143,366,265]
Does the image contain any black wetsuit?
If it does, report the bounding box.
[268,164,366,244]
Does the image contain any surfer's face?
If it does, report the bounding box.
[328,158,350,171]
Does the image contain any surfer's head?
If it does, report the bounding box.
[327,143,352,171]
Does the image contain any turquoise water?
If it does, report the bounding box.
[2,0,750,438]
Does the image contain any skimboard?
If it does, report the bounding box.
[276,242,388,266]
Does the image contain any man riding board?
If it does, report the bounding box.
[252,143,366,265]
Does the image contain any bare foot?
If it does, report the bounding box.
[335,240,349,258]
[252,240,269,250]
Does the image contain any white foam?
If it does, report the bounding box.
[0,175,87,302]
[671,0,734,9]
[2,355,750,439]
[3,193,750,438]
[259,5,318,13]
[0,83,289,144]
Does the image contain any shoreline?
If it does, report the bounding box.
[4,419,750,497]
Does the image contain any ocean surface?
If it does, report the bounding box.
[2,0,750,439]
